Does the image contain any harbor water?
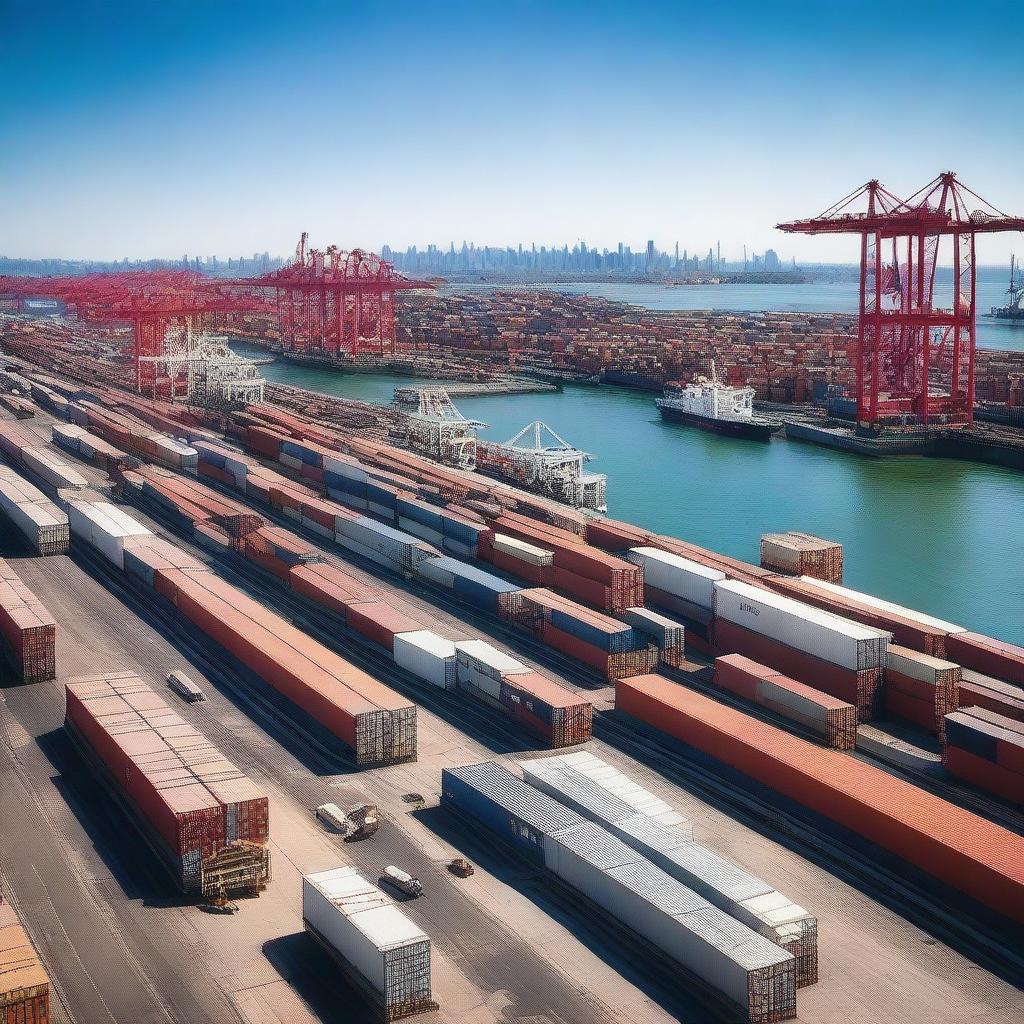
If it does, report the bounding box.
[242,350,1024,645]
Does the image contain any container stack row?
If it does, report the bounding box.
[51,422,131,474]
[713,654,858,750]
[0,419,89,492]
[501,587,658,679]
[58,491,417,766]
[942,707,1024,804]
[0,464,69,554]
[0,557,56,682]
[67,400,198,471]
[520,751,818,986]
[64,672,271,896]
[884,645,961,737]
[711,580,890,720]
[615,673,1024,923]
[442,762,798,1023]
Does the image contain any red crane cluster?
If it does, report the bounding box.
[779,172,1024,427]
[0,235,433,398]
[248,232,433,359]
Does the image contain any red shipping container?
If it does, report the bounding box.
[946,632,1024,685]
[943,745,1023,805]
[615,673,1024,923]
[883,687,938,733]
[712,617,880,720]
[958,675,1024,725]
[345,601,424,651]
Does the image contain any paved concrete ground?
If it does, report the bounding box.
[1,406,1022,1024]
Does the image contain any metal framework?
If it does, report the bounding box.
[0,270,270,399]
[477,420,608,511]
[779,173,1023,426]
[159,330,267,408]
[250,233,432,358]
[392,387,485,469]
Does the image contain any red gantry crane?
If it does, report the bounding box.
[0,270,271,398]
[778,172,1024,426]
[248,233,433,359]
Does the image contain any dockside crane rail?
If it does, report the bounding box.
[778,171,1024,427]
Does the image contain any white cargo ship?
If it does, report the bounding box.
[656,362,782,440]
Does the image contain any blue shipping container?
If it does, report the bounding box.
[441,763,581,865]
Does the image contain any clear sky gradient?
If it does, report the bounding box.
[2,1,1021,263]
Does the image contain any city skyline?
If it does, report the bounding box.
[2,2,1021,264]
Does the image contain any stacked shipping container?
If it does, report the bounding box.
[64,672,270,896]
[0,465,68,554]
[521,753,818,986]
[759,533,843,584]
[942,707,1024,804]
[713,654,858,750]
[442,762,797,1023]
[712,580,890,720]
[0,558,56,682]
[501,588,658,679]
[885,645,961,737]
[616,673,1024,923]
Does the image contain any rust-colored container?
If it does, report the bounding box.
[155,568,415,765]
[946,632,1024,686]
[0,558,57,683]
[288,563,381,615]
[64,672,269,894]
[942,745,1022,804]
[0,899,50,1024]
[616,673,1024,924]
[712,617,880,721]
[345,601,424,651]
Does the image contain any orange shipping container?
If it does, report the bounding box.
[616,672,1024,923]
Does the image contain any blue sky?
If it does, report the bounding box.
[1,1,1021,263]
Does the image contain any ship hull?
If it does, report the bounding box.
[657,405,781,440]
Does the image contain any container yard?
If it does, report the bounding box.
[2,311,1024,1024]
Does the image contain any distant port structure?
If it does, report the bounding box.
[777,172,1023,428]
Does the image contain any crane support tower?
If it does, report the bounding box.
[250,233,434,359]
[477,420,608,512]
[0,270,271,400]
[778,172,1023,427]
[391,388,485,469]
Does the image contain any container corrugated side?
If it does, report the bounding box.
[543,823,797,1023]
[302,866,432,1015]
[627,547,724,609]
[714,579,889,671]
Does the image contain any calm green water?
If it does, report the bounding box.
[246,352,1024,645]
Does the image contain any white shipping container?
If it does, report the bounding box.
[543,824,796,1021]
[523,751,691,834]
[802,577,966,635]
[714,580,890,671]
[755,678,841,731]
[302,867,432,1014]
[886,644,959,685]
[324,454,368,482]
[455,639,530,700]
[393,630,458,689]
[492,533,554,567]
[22,447,88,490]
[620,607,686,647]
[416,557,455,588]
[65,499,151,569]
[279,452,303,470]
[626,548,724,610]
[398,517,444,548]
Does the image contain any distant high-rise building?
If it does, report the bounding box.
[645,240,655,266]
[763,248,781,272]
